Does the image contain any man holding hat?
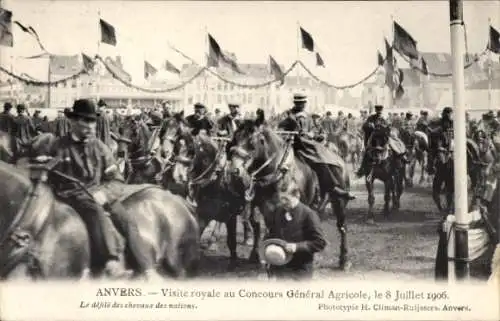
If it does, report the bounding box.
[185,102,214,136]
[260,182,326,280]
[12,103,37,161]
[427,107,454,175]
[217,100,242,137]
[278,93,355,201]
[38,98,157,279]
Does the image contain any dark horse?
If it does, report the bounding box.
[227,111,352,270]
[0,152,200,280]
[364,127,406,222]
[169,132,257,268]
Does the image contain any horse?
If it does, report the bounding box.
[364,126,406,222]
[169,132,256,268]
[227,111,352,271]
[0,156,200,280]
[117,117,166,185]
[336,130,363,168]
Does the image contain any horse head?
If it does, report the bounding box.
[369,126,390,164]
[228,110,284,199]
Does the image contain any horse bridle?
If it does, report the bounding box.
[231,130,296,202]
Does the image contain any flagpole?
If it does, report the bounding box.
[296,21,301,88]
[203,25,209,108]
[47,55,51,108]
[96,10,101,103]
[449,0,469,281]
[9,55,14,103]
[387,15,395,110]
[487,18,492,110]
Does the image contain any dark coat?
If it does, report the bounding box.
[217,114,241,137]
[0,111,16,135]
[185,114,214,136]
[362,113,388,145]
[266,202,326,279]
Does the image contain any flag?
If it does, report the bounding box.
[165,60,180,74]
[393,21,419,60]
[12,21,47,51]
[269,55,284,85]
[81,53,95,73]
[0,8,13,47]
[488,25,500,54]
[316,52,325,67]
[299,27,314,52]
[422,58,428,75]
[377,51,384,66]
[99,19,116,46]
[384,38,395,90]
[207,33,244,73]
[144,61,157,79]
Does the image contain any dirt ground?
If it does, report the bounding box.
[197,178,491,281]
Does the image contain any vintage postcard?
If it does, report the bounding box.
[0,0,499,320]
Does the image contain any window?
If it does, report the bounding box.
[248,94,252,104]
[242,94,247,104]
[217,94,221,103]
[217,83,222,91]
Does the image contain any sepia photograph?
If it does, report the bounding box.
[0,0,498,320]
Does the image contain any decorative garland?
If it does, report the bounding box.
[0,64,88,86]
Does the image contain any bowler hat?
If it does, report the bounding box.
[374,105,383,111]
[97,99,107,107]
[293,93,307,103]
[16,104,26,112]
[258,238,293,266]
[406,112,413,118]
[65,99,100,121]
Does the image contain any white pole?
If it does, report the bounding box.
[487,18,492,110]
[449,0,469,281]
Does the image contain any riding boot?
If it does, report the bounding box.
[316,164,356,200]
[105,201,155,274]
[62,192,130,279]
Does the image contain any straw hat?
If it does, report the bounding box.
[258,238,293,266]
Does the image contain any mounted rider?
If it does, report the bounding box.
[217,100,243,138]
[36,99,157,279]
[185,102,215,136]
[278,93,355,201]
[402,112,416,133]
[426,107,454,175]
[355,105,407,178]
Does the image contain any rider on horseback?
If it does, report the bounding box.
[427,107,454,175]
[356,105,407,177]
[217,100,242,137]
[186,103,215,136]
[278,93,355,201]
[38,99,157,279]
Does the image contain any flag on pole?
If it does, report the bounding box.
[99,19,117,46]
[81,53,95,73]
[0,8,13,47]
[377,51,384,66]
[269,55,284,85]
[393,21,419,60]
[299,27,314,52]
[395,84,405,100]
[144,61,157,79]
[165,60,180,74]
[316,52,325,67]
[384,38,395,90]
[207,33,244,73]
[488,25,500,54]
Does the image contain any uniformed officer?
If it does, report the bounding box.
[185,103,214,136]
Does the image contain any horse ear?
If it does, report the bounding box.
[255,108,265,127]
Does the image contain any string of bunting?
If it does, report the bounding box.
[399,48,489,77]
[0,64,88,86]
[95,55,205,93]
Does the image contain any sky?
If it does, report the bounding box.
[1,0,499,93]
